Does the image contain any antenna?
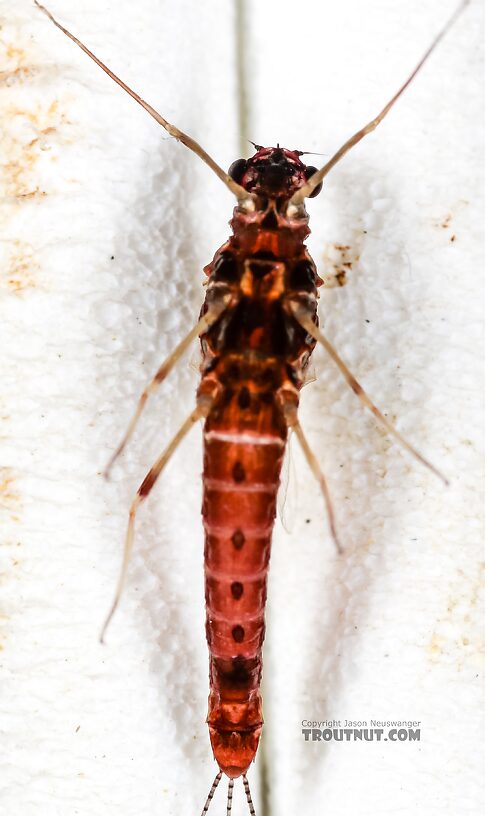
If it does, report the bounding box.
[290,0,470,205]
[34,2,255,207]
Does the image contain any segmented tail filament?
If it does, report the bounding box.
[200,773,256,816]
[226,779,234,816]
[243,776,256,816]
[201,771,222,816]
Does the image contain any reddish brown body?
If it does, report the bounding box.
[34,2,464,810]
[197,147,321,778]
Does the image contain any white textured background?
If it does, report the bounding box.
[1,1,484,815]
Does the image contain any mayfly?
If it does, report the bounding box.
[36,2,468,813]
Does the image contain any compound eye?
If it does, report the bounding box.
[304,165,323,198]
[228,158,248,184]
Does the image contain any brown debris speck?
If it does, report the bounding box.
[0,44,34,86]
[2,242,39,293]
[321,239,362,288]
[0,469,21,522]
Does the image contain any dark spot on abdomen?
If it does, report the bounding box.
[212,655,258,690]
[232,625,245,643]
[228,658,250,686]
[231,581,244,600]
[238,386,251,409]
[231,529,245,549]
[232,461,246,482]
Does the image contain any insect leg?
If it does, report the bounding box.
[200,771,223,816]
[283,401,342,554]
[289,0,470,204]
[100,400,211,643]
[289,301,448,486]
[34,2,253,205]
[104,299,229,478]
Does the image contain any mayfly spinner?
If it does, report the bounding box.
[35,2,468,813]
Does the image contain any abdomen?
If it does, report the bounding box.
[202,385,286,778]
